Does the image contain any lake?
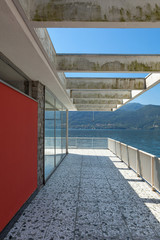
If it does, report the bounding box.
[69,129,160,157]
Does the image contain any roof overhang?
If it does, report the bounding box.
[1,0,160,111]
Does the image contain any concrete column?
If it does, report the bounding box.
[66,110,69,154]
[31,81,45,187]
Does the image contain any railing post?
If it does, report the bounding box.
[66,109,68,154]
[120,143,123,162]
[115,140,117,155]
[136,149,140,177]
[108,138,111,151]
[151,156,155,191]
[127,145,130,169]
[76,137,78,149]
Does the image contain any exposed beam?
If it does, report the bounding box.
[56,54,160,72]
[145,73,160,88]
[75,104,117,109]
[73,98,123,105]
[66,78,146,90]
[76,107,113,111]
[123,73,160,106]
[18,0,160,28]
[72,90,131,99]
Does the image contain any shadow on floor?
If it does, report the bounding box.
[3,150,160,240]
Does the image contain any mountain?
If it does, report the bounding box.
[119,103,144,111]
[68,103,160,130]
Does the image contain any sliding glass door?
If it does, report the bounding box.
[44,88,67,181]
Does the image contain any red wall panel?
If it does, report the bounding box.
[0,82,38,232]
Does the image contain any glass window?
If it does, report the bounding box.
[55,100,63,165]
[44,90,56,180]
[62,108,67,157]
[44,88,67,181]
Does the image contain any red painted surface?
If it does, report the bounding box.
[0,82,38,232]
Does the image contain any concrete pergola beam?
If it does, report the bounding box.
[18,0,160,28]
[145,73,160,88]
[73,99,123,105]
[76,107,113,111]
[66,78,146,90]
[56,54,160,72]
[71,90,131,99]
[75,104,117,109]
[113,73,160,109]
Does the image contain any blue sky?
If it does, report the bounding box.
[48,28,160,105]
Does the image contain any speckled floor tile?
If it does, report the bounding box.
[75,223,103,240]
[79,191,97,202]
[77,209,100,225]
[3,149,160,240]
[102,222,131,239]
[128,225,157,239]
[44,219,75,240]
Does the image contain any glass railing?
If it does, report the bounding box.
[45,137,108,149]
[108,138,160,194]
[68,137,108,149]
[45,136,160,193]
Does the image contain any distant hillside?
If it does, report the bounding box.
[68,103,160,130]
[119,103,143,111]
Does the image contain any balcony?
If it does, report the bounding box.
[3,138,160,240]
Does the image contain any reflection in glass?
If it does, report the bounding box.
[44,88,67,181]
[56,100,62,165]
[62,108,66,157]
[45,91,55,180]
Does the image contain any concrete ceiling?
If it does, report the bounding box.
[1,0,160,111]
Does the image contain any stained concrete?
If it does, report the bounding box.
[73,99,123,105]
[4,149,160,240]
[56,54,160,72]
[18,0,160,28]
[75,104,117,110]
[72,90,131,99]
[66,78,146,90]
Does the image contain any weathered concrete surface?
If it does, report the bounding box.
[56,54,160,72]
[72,90,131,99]
[66,78,146,90]
[76,104,116,111]
[76,104,117,108]
[77,108,113,112]
[18,0,160,28]
[34,29,68,89]
[4,149,160,240]
[34,28,56,66]
[57,72,67,87]
[73,98,123,105]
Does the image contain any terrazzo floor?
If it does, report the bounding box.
[4,149,160,240]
